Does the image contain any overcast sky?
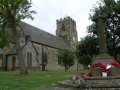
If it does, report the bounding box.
[24,0,98,40]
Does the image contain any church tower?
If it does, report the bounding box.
[56,16,78,51]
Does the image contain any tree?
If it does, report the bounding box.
[88,0,120,60]
[57,49,75,72]
[76,35,98,67]
[0,28,11,71]
[78,55,91,69]
[0,0,36,74]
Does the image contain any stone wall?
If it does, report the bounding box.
[6,41,80,71]
[47,47,63,70]
[33,43,42,70]
[33,43,79,70]
[33,43,63,70]
[7,41,38,70]
[23,41,38,68]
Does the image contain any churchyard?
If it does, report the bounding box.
[0,70,86,90]
[0,0,120,90]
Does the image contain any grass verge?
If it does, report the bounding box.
[0,70,86,90]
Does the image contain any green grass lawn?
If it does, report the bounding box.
[0,70,86,90]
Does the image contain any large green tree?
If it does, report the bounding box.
[76,35,98,67]
[88,0,120,60]
[0,0,36,74]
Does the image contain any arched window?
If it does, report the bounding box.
[30,53,32,66]
[27,52,32,67]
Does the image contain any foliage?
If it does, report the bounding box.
[78,55,91,67]
[117,53,120,62]
[0,0,36,24]
[0,0,36,42]
[88,0,120,60]
[76,35,98,67]
[0,29,11,48]
[0,0,36,74]
[58,49,75,72]
[0,70,85,90]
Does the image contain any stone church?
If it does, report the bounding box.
[0,16,78,71]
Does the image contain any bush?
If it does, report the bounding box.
[57,49,75,72]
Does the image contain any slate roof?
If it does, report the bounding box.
[20,22,67,49]
[7,45,16,55]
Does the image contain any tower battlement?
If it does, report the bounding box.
[56,16,76,25]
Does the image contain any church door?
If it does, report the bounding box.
[12,56,16,71]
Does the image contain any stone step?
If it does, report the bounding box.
[58,77,120,90]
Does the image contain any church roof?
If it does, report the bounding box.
[7,45,16,55]
[20,22,67,49]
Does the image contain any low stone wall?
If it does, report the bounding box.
[58,76,120,90]
[84,77,120,89]
[108,67,120,76]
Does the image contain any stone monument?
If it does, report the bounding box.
[92,11,114,64]
[57,12,120,90]
[91,11,120,77]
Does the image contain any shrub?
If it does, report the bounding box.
[58,49,75,72]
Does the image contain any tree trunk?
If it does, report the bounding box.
[77,59,79,70]
[65,66,69,72]
[11,23,28,74]
[65,68,67,72]
[2,47,7,71]
[42,64,46,71]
